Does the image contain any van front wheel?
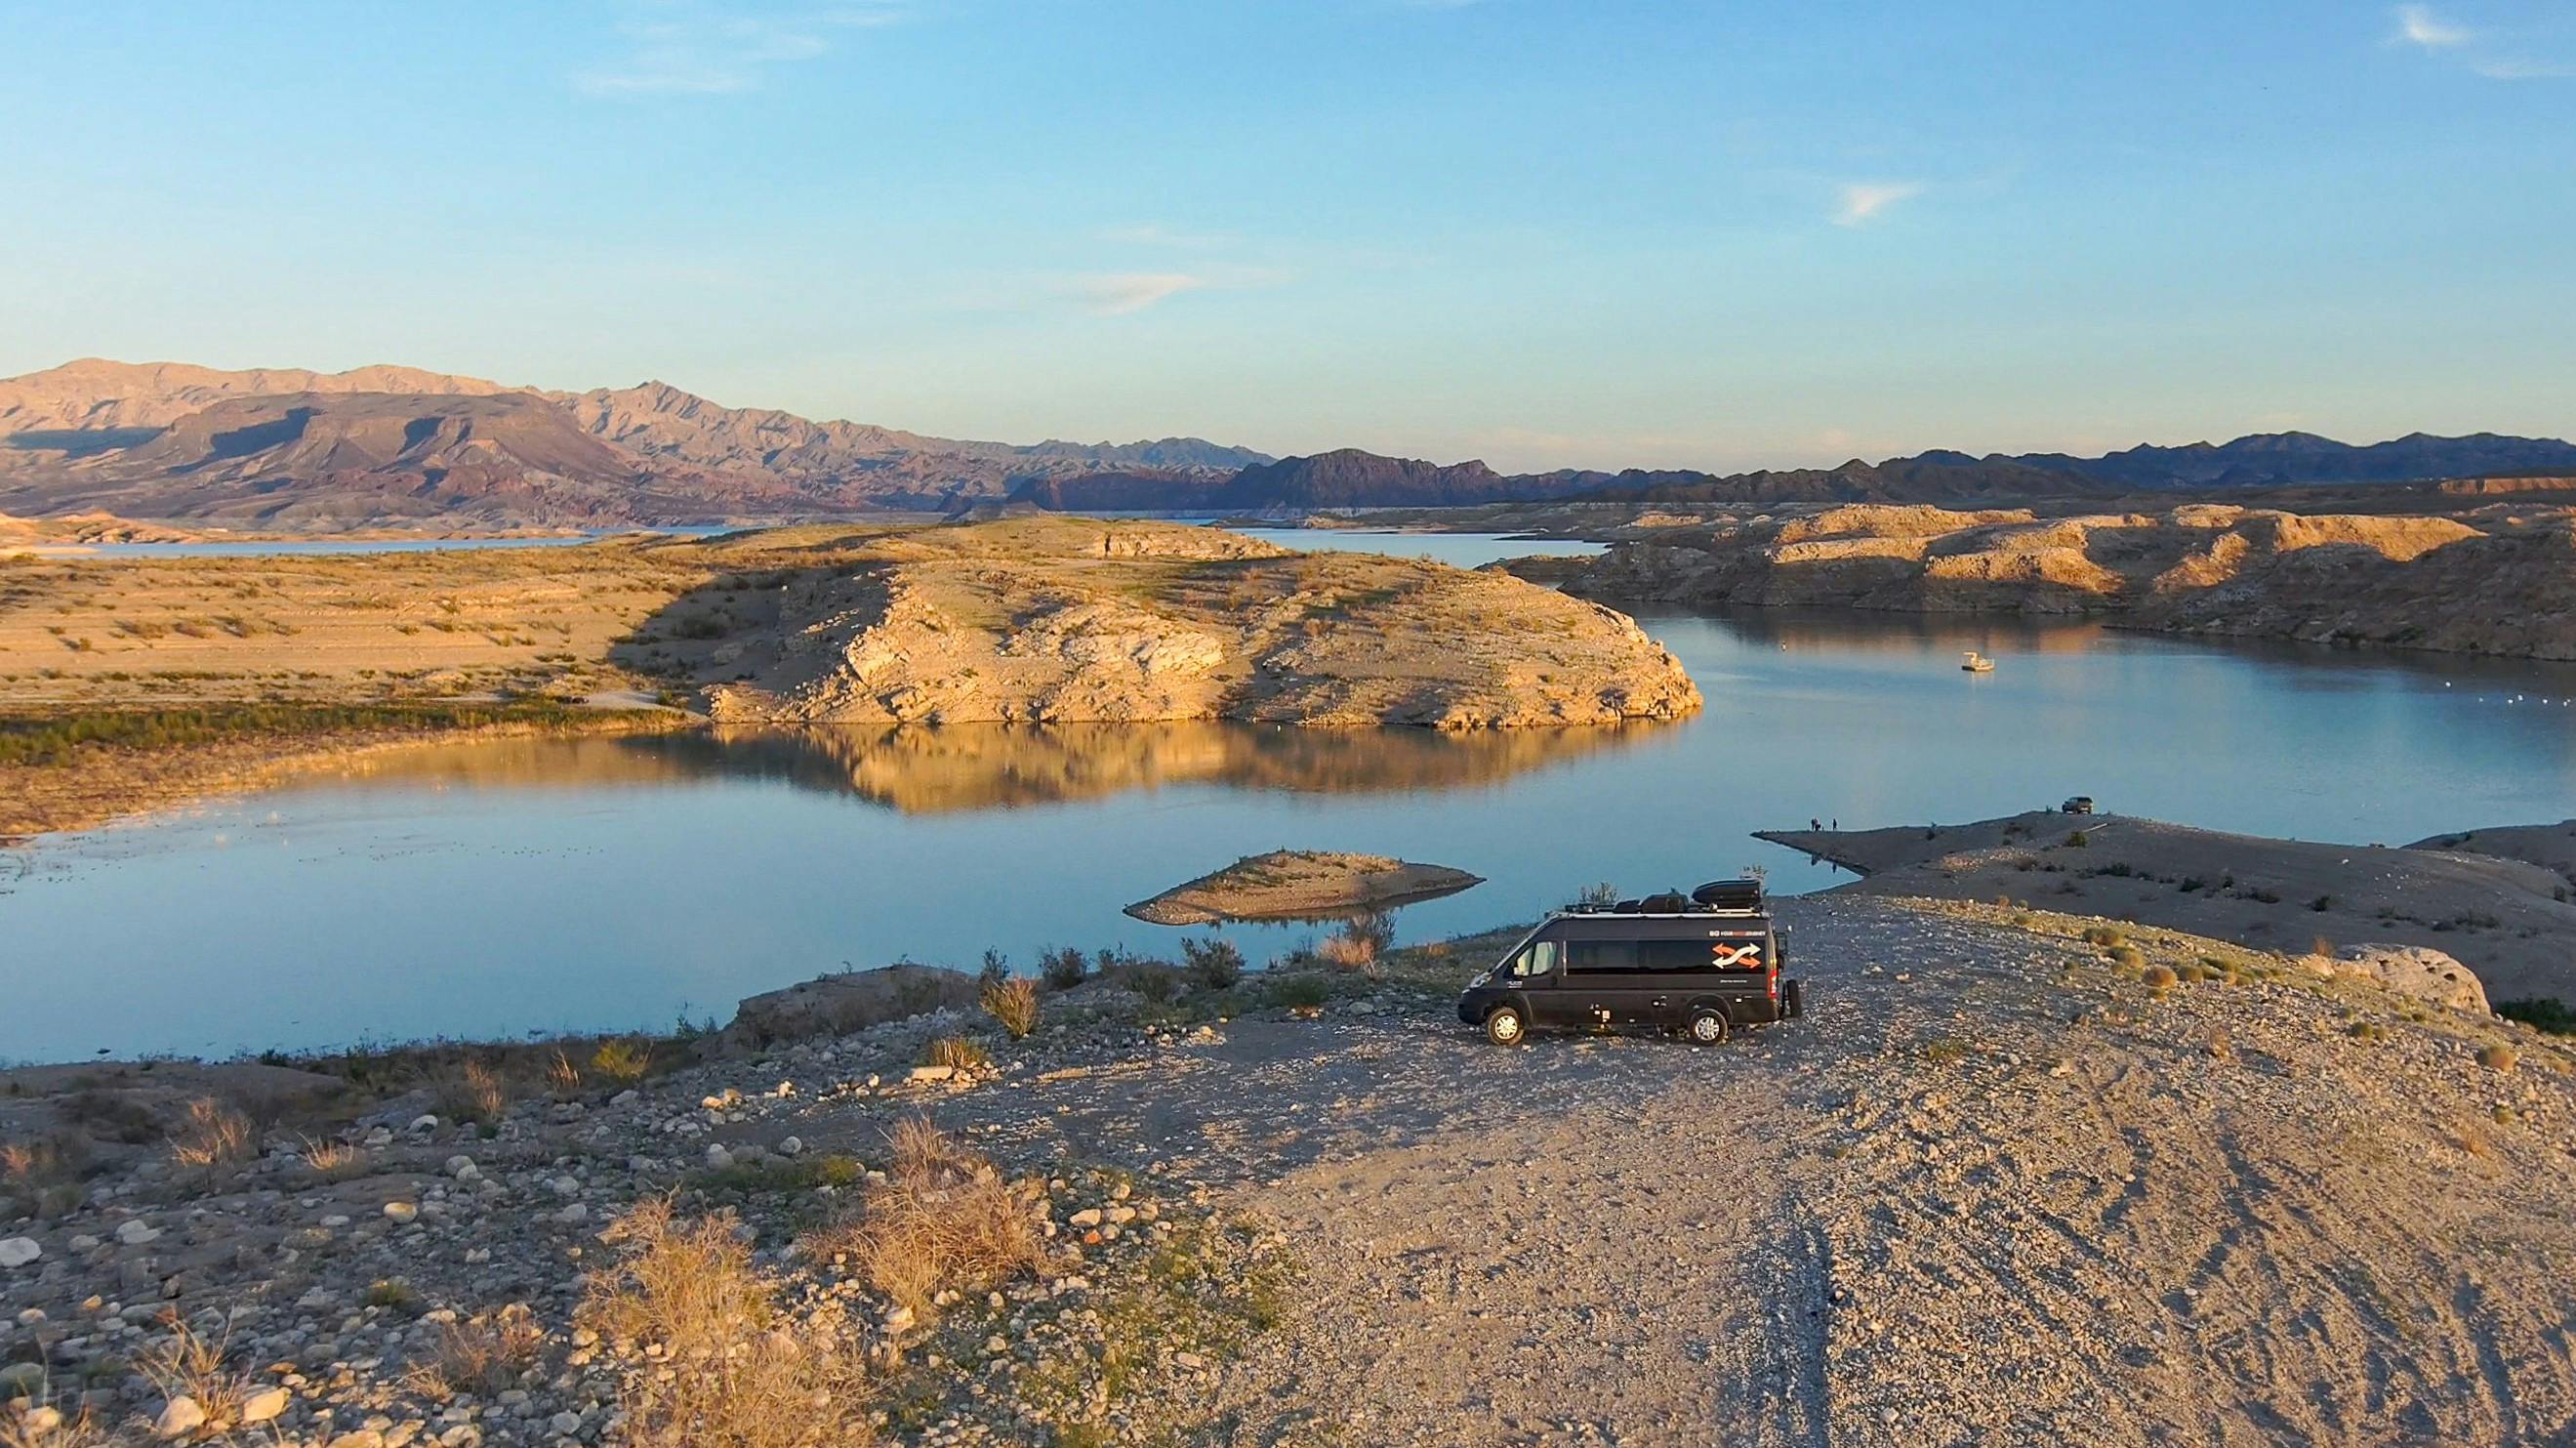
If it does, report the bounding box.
[1485,1005,1529,1046]
[1685,1009,1730,1046]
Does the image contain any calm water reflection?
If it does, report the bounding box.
[9,545,2576,1059]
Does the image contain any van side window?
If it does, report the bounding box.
[1509,940,1560,977]
[1566,938,1639,973]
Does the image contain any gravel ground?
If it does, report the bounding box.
[5,895,2574,1446]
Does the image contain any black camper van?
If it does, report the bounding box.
[1456,879,1802,1046]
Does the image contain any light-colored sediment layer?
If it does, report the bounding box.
[1571,502,2576,658]
[1758,809,2576,1003]
[1124,848,1484,925]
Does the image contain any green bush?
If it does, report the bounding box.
[1038,946,1089,991]
[1265,974,1330,1011]
[2495,998,2576,1035]
[1180,937,1245,991]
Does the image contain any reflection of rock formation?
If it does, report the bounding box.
[651,720,1667,814]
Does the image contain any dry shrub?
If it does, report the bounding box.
[806,1118,1045,1318]
[2476,1042,2520,1072]
[1316,912,1393,972]
[168,1097,256,1170]
[298,1135,369,1183]
[545,1049,583,1097]
[584,1197,871,1448]
[0,1391,109,1448]
[435,1060,510,1127]
[592,1038,654,1084]
[2140,964,2178,990]
[980,976,1041,1040]
[920,1035,991,1072]
[407,1303,546,1401]
[137,1319,251,1435]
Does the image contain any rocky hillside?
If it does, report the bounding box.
[0,357,511,436]
[0,392,793,530]
[8,358,2570,528]
[644,517,1701,727]
[0,360,1268,526]
[2021,430,2576,489]
[1569,501,2576,659]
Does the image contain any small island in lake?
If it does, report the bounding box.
[1124,848,1485,925]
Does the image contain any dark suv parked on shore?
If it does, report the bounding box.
[1457,880,1802,1046]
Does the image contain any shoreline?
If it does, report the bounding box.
[3,895,2571,1443]
[0,705,693,843]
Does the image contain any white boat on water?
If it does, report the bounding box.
[1961,651,1995,673]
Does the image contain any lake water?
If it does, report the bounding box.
[8,530,2576,1061]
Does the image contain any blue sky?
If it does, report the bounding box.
[2,0,2570,471]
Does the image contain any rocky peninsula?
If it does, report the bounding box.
[665,517,1698,728]
[1556,502,2576,660]
[1758,809,2576,1007]
[0,517,1695,838]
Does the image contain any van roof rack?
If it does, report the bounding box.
[1560,878,1767,917]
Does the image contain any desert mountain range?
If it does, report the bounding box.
[0,357,2570,528]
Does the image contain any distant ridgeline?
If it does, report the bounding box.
[2,357,2572,527]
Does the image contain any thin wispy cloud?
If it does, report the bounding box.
[573,3,903,97]
[1066,266,1290,315]
[2389,5,2572,80]
[2393,4,2473,48]
[1077,273,1209,315]
[1832,181,1925,227]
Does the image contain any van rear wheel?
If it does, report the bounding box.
[1685,1009,1730,1046]
[1484,1005,1529,1046]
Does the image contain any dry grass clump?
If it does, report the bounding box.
[2081,925,2124,947]
[0,1390,109,1448]
[137,1319,253,1436]
[2139,964,2178,991]
[407,1303,546,1401]
[168,1097,257,1170]
[544,1049,584,1097]
[434,1059,510,1127]
[805,1118,1046,1319]
[297,1135,370,1183]
[2108,945,2147,972]
[920,1035,992,1072]
[585,1197,872,1448]
[592,1038,655,1084]
[2476,1042,2520,1072]
[1317,911,1395,972]
[980,976,1041,1039]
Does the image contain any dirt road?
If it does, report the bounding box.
[897,897,2576,1446]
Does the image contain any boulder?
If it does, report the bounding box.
[724,963,980,1048]
[2331,943,2490,1014]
